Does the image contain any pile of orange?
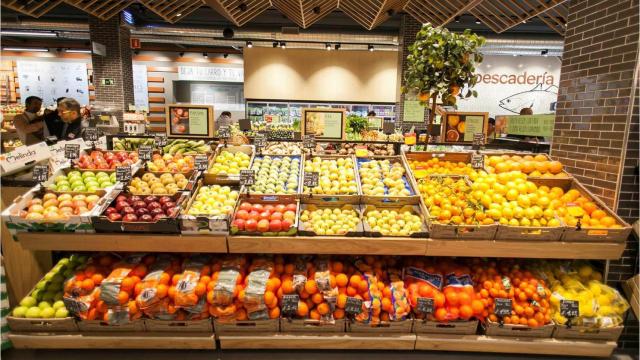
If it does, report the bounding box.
[418,176,493,226]
[556,189,621,229]
[408,158,478,178]
[486,154,566,178]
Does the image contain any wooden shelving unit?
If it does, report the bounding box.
[219,333,416,350]
[9,332,215,349]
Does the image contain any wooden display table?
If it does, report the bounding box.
[9,332,215,349]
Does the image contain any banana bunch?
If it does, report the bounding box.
[112,137,155,151]
[162,139,210,155]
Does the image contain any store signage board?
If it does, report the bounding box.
[494,298,513,317]
[154,133,167,147]
[218,126,230,139]
[165,104,214,138]
[367,116,383,130]
[178,66,244,83]
[132,64,148,108]
[441,112,489,144]
[83,128,98,142]
[303,134,316,149]
[463,116,485,142]
[92,41,106,56]
[504,114,555,137]
[281,294,299,317]
[302,108,346,141]
[100,78,115,86]
[16,61,90,107]
[560,300,579,318]
[195,155,209,171]
[383,121,395,135]
[471,153,485,169]
[254,133,266,150]
[303,172,319,187]
[403,100,426,123]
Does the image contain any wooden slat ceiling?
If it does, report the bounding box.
[536,2,568,35]
[201,0,271,26]
[272,0,338,29]
[140,0,204,23]
[64,0,135,20]
[340,0,409,30]
[469,0,568,33]
[404,0,482,27]
[1,0,63,17]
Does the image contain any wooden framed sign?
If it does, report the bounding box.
[302,108,346,141]
[441,111,489,144]
[165,104,214,138]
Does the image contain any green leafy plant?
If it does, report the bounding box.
[346,114,368,135]
[403,24,485,107]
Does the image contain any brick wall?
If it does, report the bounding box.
[89,16,135,118]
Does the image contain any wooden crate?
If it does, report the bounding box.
[422,202,497,240]
[297,203,364,237]
[77,319,146,332]
[414,319,479,335]
[362,204,429,238]
[403,151,472,192]
[242,154,303,200]
[179,180,238,235]
[356,155,421,206]
[280,318,346,333]
[495,220,565,242]
[299,154,362,204]
[213,318,279,334]
[203,144,255,185]
[622,275,639,318]
[347,319,413,334]
[553,324,623,342]
[7,316,78,332]
[228,196,299,236]
[145,319,213,333]
[481,151,573,186]
[485,320,554,338]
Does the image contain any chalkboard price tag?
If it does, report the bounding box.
[218,126,230,139]
[195,155,209,171]
[345,296,363,315]
[471,153,485,169]
[254,133,266,149]
[473,133,485,147]
[303,134,316,149]
[383,121,395,135]
[239,170,255,186]
[154,134,167,147]
[560,300,579,318]
[64,144,80,160]
[84,128,98,142]
[281,294,299,317]
[32,165,49,182]
[494,298,513,317]
[138,145,153,161]
[115,166,132,182]
[238,118,252,132]
[303,172,319,188]
[416,297,434,314]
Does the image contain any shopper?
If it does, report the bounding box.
[55,98,84,140]
[215,111,234,131]
[43,97,66,140]
[13,96,45,145]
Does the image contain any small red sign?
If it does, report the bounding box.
[130,38,141,49]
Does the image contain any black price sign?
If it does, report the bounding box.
[345,296,363,315]
[254,133,266,149]
[472,133,485,147]
[239,170,255,186]
[32,165,49,182]
[195,155,209,171]
[238,118,252,132]
[138,145,153,161]
[416,297,434,314]
[303,134,316,149]
[64,144,80,160]
[115,165,132,182]
[560,300,579,318]
[84,128,98,142]
[218,126,230,139]
[281,294,299,316]
[383,121,395,135]
[303,172,319,187]
[154,134,167,147]
[471,153,485,169]
[494,298,513,317]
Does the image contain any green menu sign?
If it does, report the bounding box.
[188,108,208,135]
[463,115,485,142]
[505,115,555,137]
[403,100,425,123]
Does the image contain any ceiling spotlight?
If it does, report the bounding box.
[280,42,286,49]
[386,9,395,16]
[223,53,229,58]
[368,44,374,52]
[223,27,234,39]
[325,43,331,50]
[179,52,184,57]
[3,47,49,52]
[273,42,278,48]
[203,52,208,58]
[522,19,527,24]
[246,41,253,48]
[475,18,481,24]
[335,43,341,50]
[454,16,460,23]
[512,53,518,57]
[541,49,548,57]
[176,13,182,17]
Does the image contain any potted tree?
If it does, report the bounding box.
[402,24,485,137]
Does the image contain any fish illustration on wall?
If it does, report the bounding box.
[498,84,558,114]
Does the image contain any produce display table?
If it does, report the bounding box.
[8,332,216,350]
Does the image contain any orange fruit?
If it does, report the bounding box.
[459,305,473,319]
[90,274,104,285]
[434,308,448,321]
[264,291,275,304]
[548,161,563,174]
[591,209,606,220]
[471,300,484,314]
[337,294,347,309]
[268,307,280,319]
[284,263,295,275]
[159,273,170,285]
[358,279,369,293]
[434,292,446,307]
[128,300,138,314]
[311,292,324,305]
[309,309,321,320]
[266,278,281,292]
[297,301,309,317]
[534,154,547,162]
[81,278,95,291]
[600,216,616,227]
[305,279,318,294]
[445,291,459,306]
[332,261,344,273]
[117,291,130,304]
[235,308,248,321]
[281,279,294,294]
[336,274,348,287]
[418,285,433,298]
[120,278,134,293]
[317,302,330,315]
[333,309,345,319]
[349,275,361,288]
[194,283,206,297]
[458,292,471,305]
[172,274,181,285]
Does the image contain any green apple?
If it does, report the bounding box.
[82,171,95,178]
[72,185,87,192]
[71,180,84,188]
[86,185,98,193]
[56,180,70,187]
[58,258,70,266]
[40,307,55,318]
[48,184,58,191]
[38,301,52,310]
[96,172,109,179]
[54,308,69,318]
[31,289,43,301]
[52,300,65,310]
[55,175,68,183]
[12,306,28,318]
[35,280,48,290]
[19,296,37,307]
[68,170,81,178]
[57,185,71,192]
[25,307,41,318]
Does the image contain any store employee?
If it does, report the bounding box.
[13,96,45,145]
[54,98,84,140]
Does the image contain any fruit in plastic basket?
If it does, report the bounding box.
[188,185,239,216]
[49,170,115,192]
[231,201,296,233]
[486,154,567,178]
[128,173,189,195]
[408,158,478,177]
[20,192,99,220]
[303,157,358,195]
[207,151,251,176]
[364,207,423,236]
[76,151,138,170]
[103,194,178,222]
[359,159,410,196]
[147,153,195,173]
[249,156,300,194]
[299,206,360,235]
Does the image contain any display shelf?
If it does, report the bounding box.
[227,236,427,255]
[9,332,215,349]
[425,239,625,260]
[415,334,616,358]
[218,333,416,350]
[15,233,227,253]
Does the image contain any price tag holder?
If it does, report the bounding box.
[195,155,209,171]
[238,118,252,132]
[472,132,485,147]
[32,165,49,183]
[281,294,299,317]
[138,145,153,161]
[345,296,363,315]
[218,126,230,139]
[471,152,485,169]
[303,172,319,188]
[383,121,395,135]
[560,300,579,319]
[254,133,266,151]
[83,128,98,142]
[64,144,80,160]
[154,134,167,147]
[416,297,434,314]
[494,298,513,318]
[240,170,255,186]
[115,165,132,183]
[303,134,316,149]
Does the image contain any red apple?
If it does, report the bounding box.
[129,195,142,203]
[257,219,270,232]
[264,205,275,213]
[252,204,264,213]
[270,212,283,221]
[239,202,252,212]
[147,202,162,211]
[236,210,249,220]
[150,207,164,216]
[133,201,147,209]
[153,214,166,221]
[245,219,257,232]
[162,201,176,210]
[107,212,122,221]
[165,206,178,217]
[259,211,270,220]
[269,219,282,232]
[115,201,129,212]
[248,210,260,220]
[285,204,297,212]
[105,207,118,216]
[140,214,153,222]
[232,219,245,230]
[123,213,138,222]
[122,206,135,215]
[159,196,172,205]
[274,204,286,213]
[144,195,159,204]
[135,207,149,217]
[281,219,292,231]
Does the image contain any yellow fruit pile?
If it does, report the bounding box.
[359,159,410,196]
[485,154,567,178]
[303,157,358,195]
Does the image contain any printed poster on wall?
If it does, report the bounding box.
[16,61,89,106]
[456,55,560,118]
[132,64,148,109]
[403,100,426,123]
